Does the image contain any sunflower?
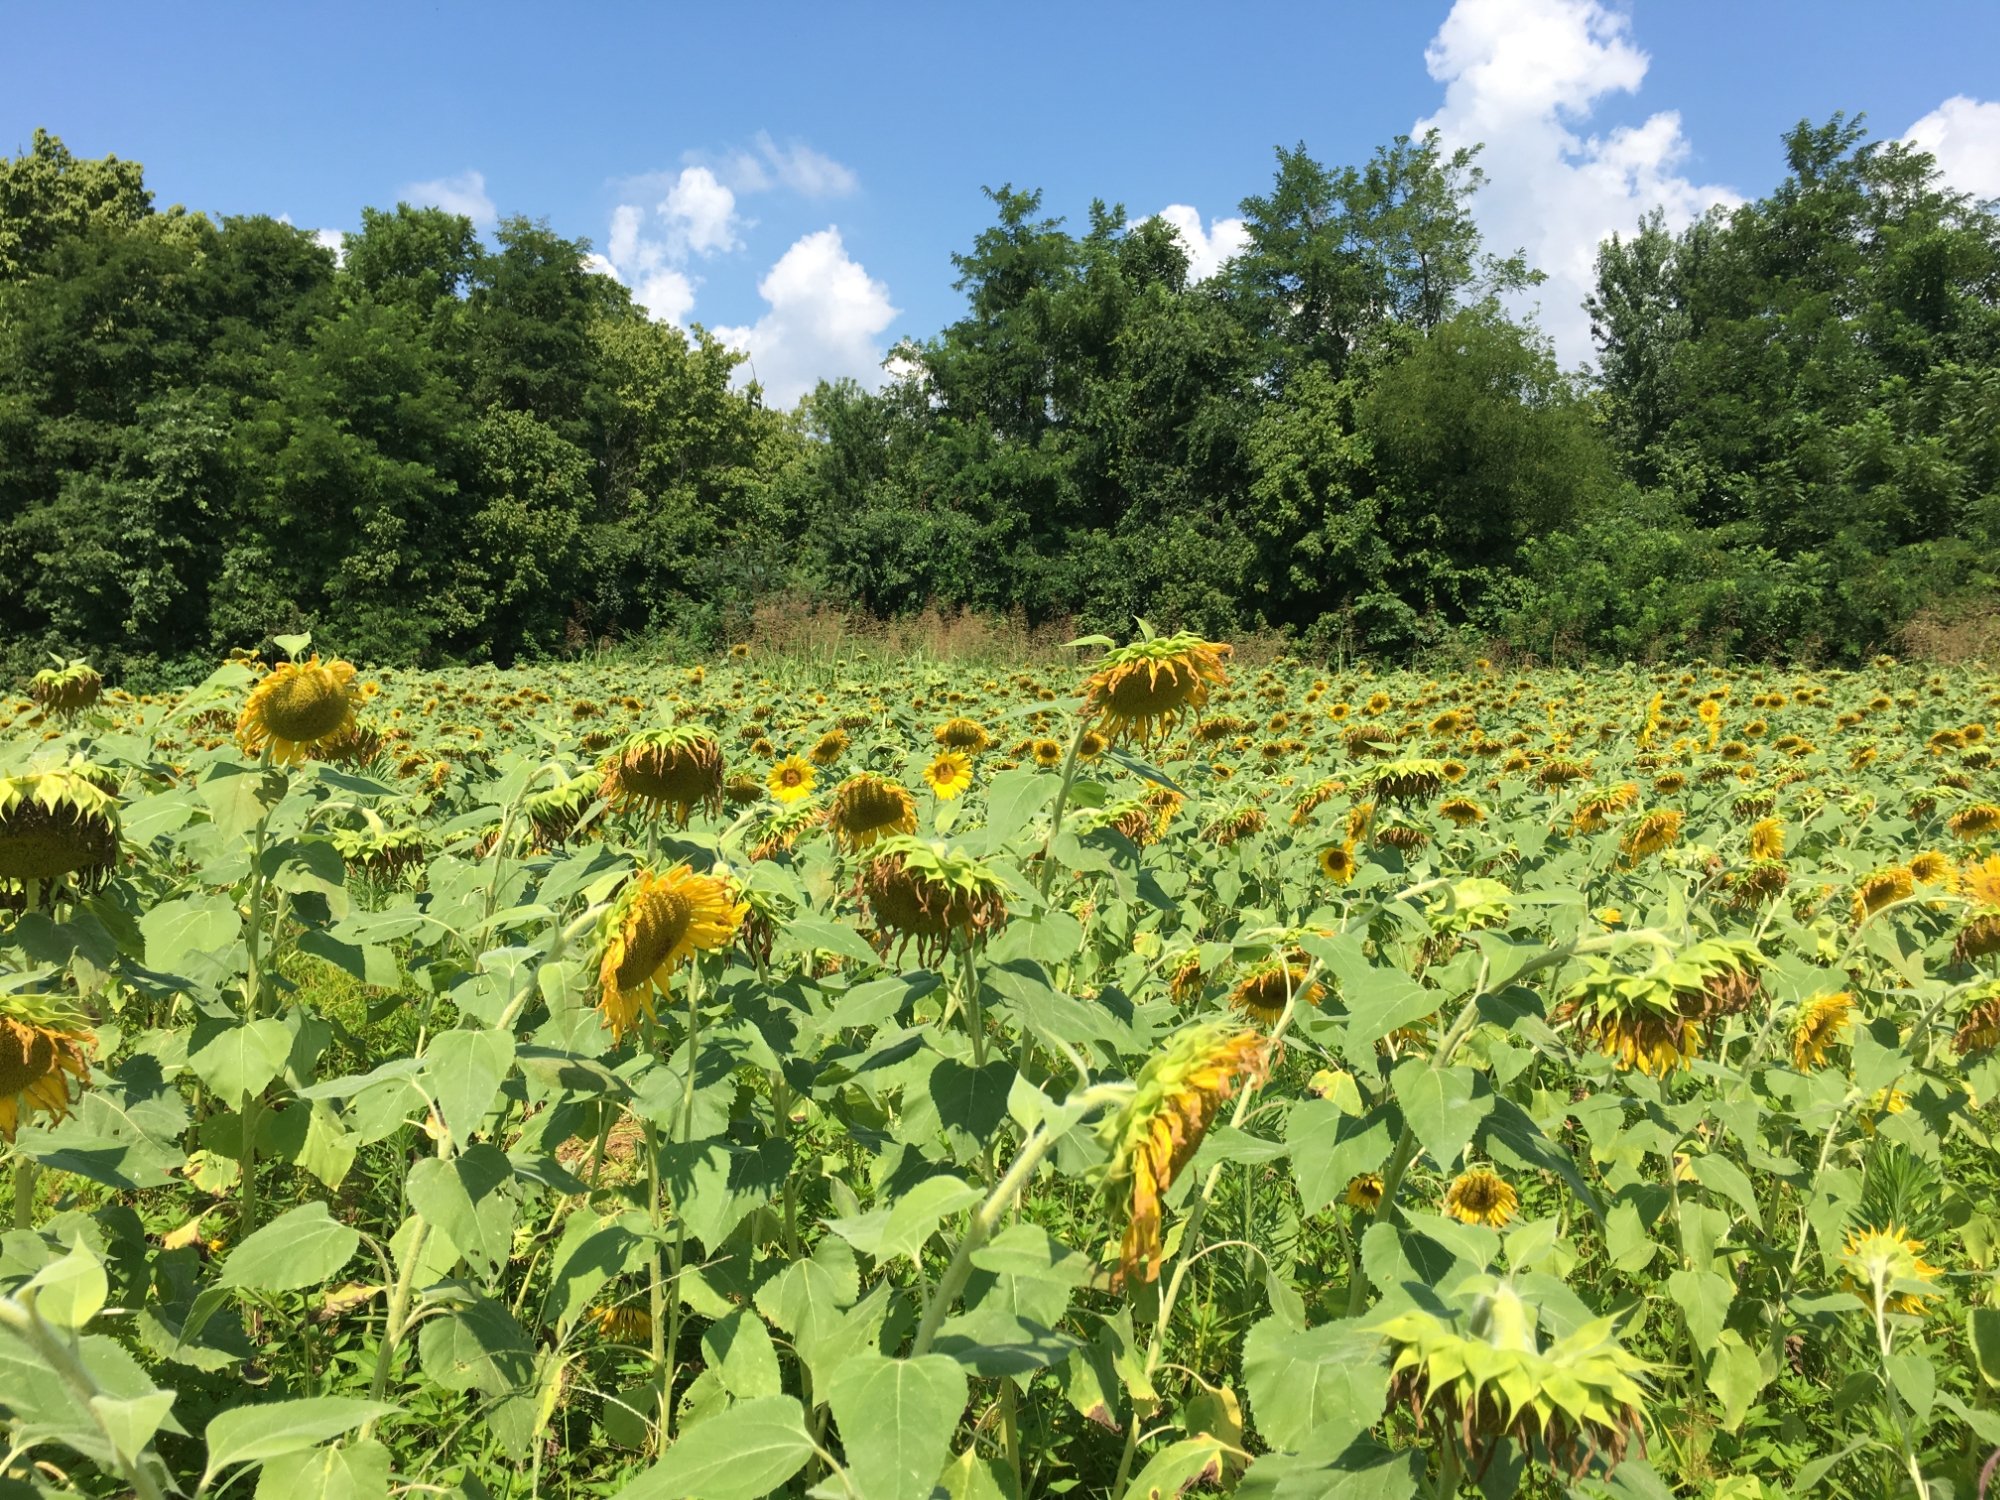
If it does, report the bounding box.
[767,755,817,805]
[595,864,746,1042]
[1749,817,1785,862]
[1228,961,1323,1025]
[599,727,725,826]
[1908,849,1955,888]
[1345,1173,1385,1212]
[1852,865,1914,921]
[1031,738,1064,768]
[1373,1277,1650,1481]
[1842,1225,1942,1315]
[518,773,600,849]
[1079,632,1231,744]
[1790,992,1852,1070]
[1443,1168,1518,1228]
[236,655,365,764]
[1438,796,1485,827]
[1954,984,2000,1055]
[1954,915,2000,964]
[1100,1022,1268,1284]
[934,717,991,753]
[1077,729,1109,762]
[1949,803,2000,840]
[1319,843,1358,885]
[923,750,974,801]
[724,772,765,806]
[29,658,102,718]
[590,1303,655,1344]
[1364,759,1448,805]
[858,837,1009,963]
[0,759,121,899]
[1620,808,1683,864]
[809,729,851,767]
[826,773,918,853]
[0,1000,95,1140]
[1964,855,2000,908]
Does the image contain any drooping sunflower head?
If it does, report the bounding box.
[808,728,850,767]
[858,836,1009,963]
[1952,980,2000,1056]
[1842,1224,1941,1315]
[1100,1021,1268,1285]
[923,750,974,802]
[29,658,102,718]
[599,727,725,827]
[934,717,991,753]
[724,772,765,806]
[1438,796,1486,828]
[1079,632,1231,744]
[0,997,95,1140]
[236,655,364,765]
[329,820,427,882]
[1373,1275,1650,1480]
[0,759,121,899]
[1790,992,1853,1071]
[1852,865,1915,922]
[1362,758,1449,806]
[1228,959,1324,1026]
[1443,1168,1519,1228]
[826,772,918,854]
[1619,808,1684,865]
[595,863,746,1042]
[518,773,601,850]
[749,800,825,862]
[1561,939,1760,1077]
[1947,803,2000,842]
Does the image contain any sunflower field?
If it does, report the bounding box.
[4,631,2000,1499]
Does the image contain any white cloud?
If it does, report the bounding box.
[1415,0,1738,368]
[661,166,743,258]
[633,268,697,326]
[580,251,620,282]
[313,227,347,266]
[400,168,497,227]
[1906,96,2000,201]
[1145,205,1250,282]
[712,227,898,407]
[705,132,859,199]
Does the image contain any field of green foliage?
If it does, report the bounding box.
[4,634,2000,1499]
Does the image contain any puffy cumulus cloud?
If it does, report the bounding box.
[601,168,750,325]
[1906,96,2000,201]
[1144,205,1250,282]
[399,168,497,227]
[1416,0,1738,368]
[312,227,347,266]
[712,227,898,408]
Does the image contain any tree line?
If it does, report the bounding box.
[2,115,1994,681]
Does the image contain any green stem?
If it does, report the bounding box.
[362,1217,430,1428]
[1034,720,1092,900]
[11,1158,34,1232]
[0,1291,168,1500]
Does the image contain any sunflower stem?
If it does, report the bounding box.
[1034,719,1092,901]
[11,1158,35,1232]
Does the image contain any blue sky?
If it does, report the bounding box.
[8,1,1999,401]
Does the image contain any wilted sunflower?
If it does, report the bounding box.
[1443,1168,1519,1228]
[809,729,850,767]
[0,998,95,1139]
[1842,1225,1941,1315]
[1345,1172,1385,1212]
[826,772,918,853]
[1572,784,1639,834]
[1562,939,1761,1077]
[599,727,725,827]
[1079,631,1231,744]
[29,658,102,718]
[0,759,121,900]
[1790,992,1852,1070]
[1619,808,1683,865]
[724,772,765,806]
[1363,759,1449,805]
[1954,915,2000,964]
[749,801,823,862]
[1202,805,1267,846]
[237,655,365,764]
[1228,960,1323,1026]
[923,750,974,801]
[1438,796,1485,828]
[595,864,746,1042]
[1100,1021,1268,1284]
[1290,778,1344,827]
[516,773,600,849]
[1852,865,1914,921]
[1374,1276,1650,1480]
[858,837,1009,963]
[1953,982,2000,1055]
[330,820,426,881]
[934,717,991,753]
[768,755,816,805]
[1947,803,2000,841]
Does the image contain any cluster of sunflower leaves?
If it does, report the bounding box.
[2,633,2000,1500]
